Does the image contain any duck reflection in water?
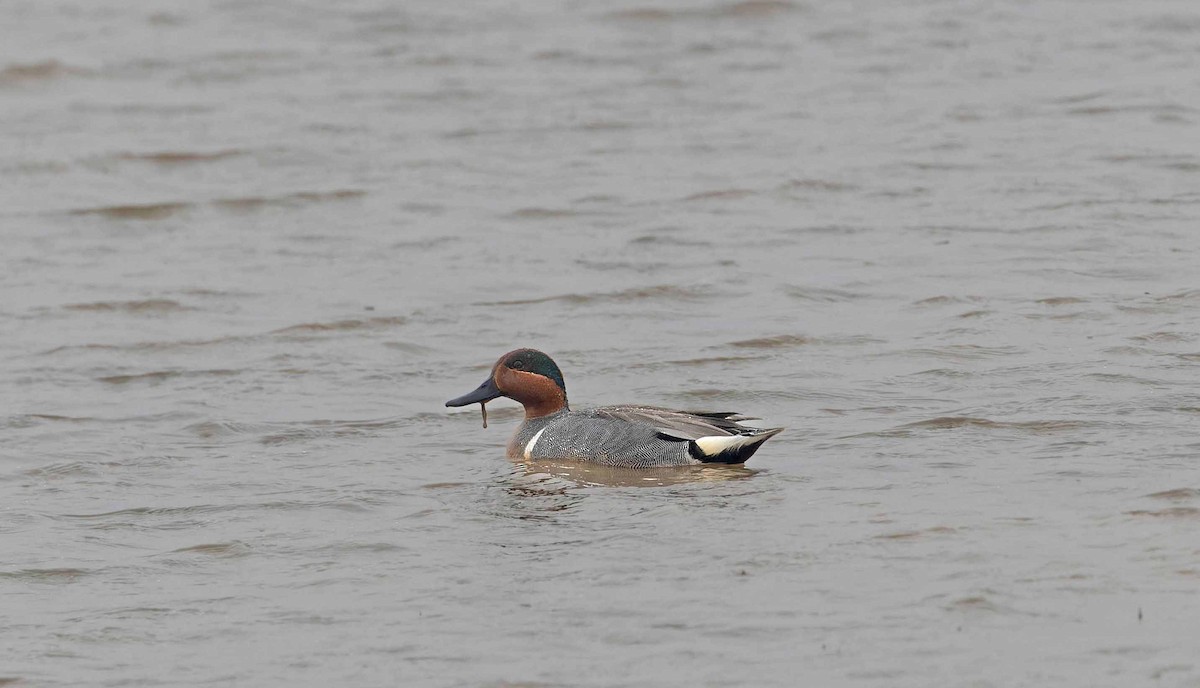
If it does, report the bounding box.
[514,457,758,488]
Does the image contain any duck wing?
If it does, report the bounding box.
[592,405,760,440]
[590,405,784,464]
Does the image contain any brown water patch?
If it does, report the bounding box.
[391,236,456,250]
[259,428,356,446]
[0,568,89,582]
[1036,297,1086,305]
[606,8,679,21]
[1049,91,1107,105]
[19,414,92,423]
[82,102,216,117]
[573,194,621,204]
[146,11,185,25]
[1146,488,1200,501]
[948,596,1000,612]
[1154,289,1200,302]
[69,202,192,220]
[906,161,979,171]
[628,234,714,247]
[859,417,1091,438]
[1087,372,1162,386]
[24,461,118,479]
[1022,310,1101,321]
[577,120,634,131]
[785,224,870,235]
[213,189,365,211]
[179,288,258,298]
[1101,154,1200,172]
[255,418,405,446]
[1140,13,1200,33]
[1162,160,1200,171]
[778,178,858,192]
[876,526,957,540]
[41,335,244,355]
[1127,508,1200,519]
[62,502,347,520]
[907,417,1068,431]
[271,316,406,334]
[98,369,239,385]
[64,299,190,314]
[0,678,20,686]
[782,285,865,302]
[608,0,797,21]
[184,421,265,440]
[503,207,584,220]
[1068,104,1192,117]
[400,202,446,215]
[169,542,249,557]
[913,295,979,306]
[479,284,711,306]
[810,27,869,43]
[899,345,1023,360]
[1130,331,1193,343]
[0,60,89,84]
[946,107,983,122]
[729,334,814,348]
[626,355,769,371]
[576,258,671,272]
[1103,346,1154,356]
[907,368,973,378]
[683,188,757,201]
[6,159,69,175]
[957,309,991,318]
[717,0,798,16]
[116,150,245,164]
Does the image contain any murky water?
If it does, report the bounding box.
[4,0,1200,685]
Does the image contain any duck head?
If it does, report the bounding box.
[445,348,569,422]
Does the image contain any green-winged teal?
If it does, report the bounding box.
[446,349,783,467]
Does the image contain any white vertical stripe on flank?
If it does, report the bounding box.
[523,428,547,459]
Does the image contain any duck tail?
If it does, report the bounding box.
[688,427,784,464]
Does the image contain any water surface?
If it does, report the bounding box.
[3,0,1200,685]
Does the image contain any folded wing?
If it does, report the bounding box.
[593,405,783,464]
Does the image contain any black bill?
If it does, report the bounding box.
[445,376,503,407]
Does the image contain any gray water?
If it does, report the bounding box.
[3,0,1200,685]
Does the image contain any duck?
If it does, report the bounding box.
[445,348,783,467]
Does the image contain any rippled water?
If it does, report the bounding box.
[4,0,1200,685]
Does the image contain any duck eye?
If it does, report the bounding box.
[511,359,525,370]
